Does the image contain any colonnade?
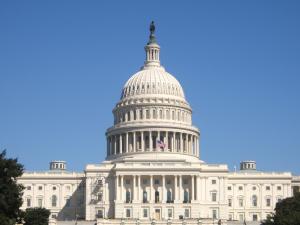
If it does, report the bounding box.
[107,130,199,157]
[115,174,202,203]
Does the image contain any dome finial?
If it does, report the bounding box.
[148,21,157,44]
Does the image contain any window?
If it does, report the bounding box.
[184,209,190,218]
[143,208,148,218]
[166,179,171,185]
[212,180,216,184]
[153,109,156,119]
[155,191,160,203]
[228,214,233,221]
[168,208,173,218]
[159,110,163,119]
[126,208,131,218]
[51,195,57,207]
[252,186,256,191]
[126,191,131,203]
[183,190,189,203]
[253,214,258,221]
[146,110,150,119]
[252,195,258,207]
[239,198,244,207]
[66,185,71,191]
[238,186,243,191]
[228,198,232,207]
[154,179,160,185]
[66,198,71,207]
[266,198,271,207]
[97,210,103,218]
[183,179,188,185]
[26,198,31,207]
[277,186,282,191]
[143,179,148,185]
[212,192,217,202]
[51,214,57,219]
[37,198,43,207]
[38,186,43,190]
[98,192,103,201]
[125,179,130,185]
[143,191,148,203]
[227,186,232,191]
[27,186,31,190]
[52,186,57,191]
[140,110,143,119]
[167,190,173,203]
[266,186,270,191]
[239,214,244,222]
[212,209,217,219]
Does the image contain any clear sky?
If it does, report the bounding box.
[1,1,300,174]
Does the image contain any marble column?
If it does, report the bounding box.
[162,175,165,203]
[119,134,123,154]
[120,175,123,201]
[133,132,136,152]
[149,131,153,151]
[180,133,183,153]
[141,131,144,152]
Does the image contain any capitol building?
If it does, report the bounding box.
[18,23,300,225]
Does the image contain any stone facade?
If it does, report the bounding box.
[17,23,300,224]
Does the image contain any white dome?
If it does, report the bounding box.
[121,66,185,100]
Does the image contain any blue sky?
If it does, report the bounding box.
[1,1,300,174]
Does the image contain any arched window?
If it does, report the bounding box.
[172,111,175,120]
[51,195,57,207]
[140,109,143,119]
[159,110,163,119]
[252,195,257,207]
[167,190,173,203]
[143,191,148,203]
[155,191,160,203]
[166,110,170,119]
[133,110,137,120]
[153,109,156,119]
[127,111,130,121]
[146,110,150,119]
[183,190,189,203]
[126,190,131,203]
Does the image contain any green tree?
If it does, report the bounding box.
[262,192,300,225]
[0,150,24,225]
[23,208,50,225]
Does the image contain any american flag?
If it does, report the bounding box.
[156,140,166,149]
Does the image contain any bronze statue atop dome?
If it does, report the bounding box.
[148,21,157,44]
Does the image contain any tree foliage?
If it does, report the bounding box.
[23,208,50,225]
[0,150,24,225]
[262,192,300,225]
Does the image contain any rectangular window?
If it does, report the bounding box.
[143,179,148,185]
[277,186,282,191]
[66,198,71,207]
[26,198,31,207]
[238,186,243,191]
[143,208,148,218]
[168,209,173,218]
[228,198,232,207]
[227,186,232,190]
[228,214,233,221]
[253,214,258,221]
[38,186,43,190]
[239,214,244,221]
[184,209,190,218]
[38,198,43,207]
[183,179,188,185]
[154,179,160,185]
[27,186,31,190]
[126,209,131,218]
[212,209,217,219]
[266,186,270,191]
[266,198,271,207]
[125,179,130,185]
[212,192,217,202]
[239,198,244,207]
[212,179,216,184]
[96,210,104,218]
